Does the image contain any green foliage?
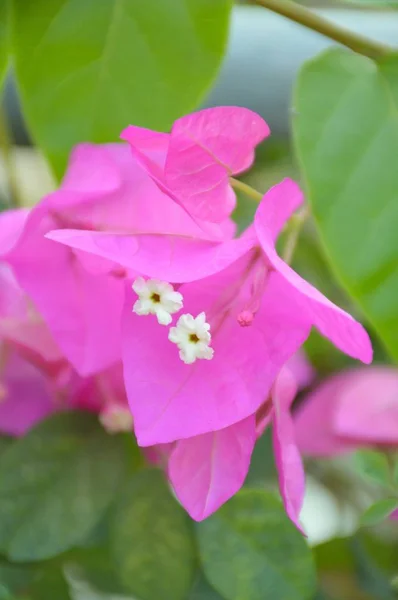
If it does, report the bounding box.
[11,0,232,178]
[0,560,34,598]
[360,498,398,527]
[353,450,392,489]
[293,48,398,362]
[315,535,398,600]
[189,574,225,599]
[196,489,316,600]
[0,412,129,561]
[110,469,196,600]
[0,0,9,88]
[28,565,71,600]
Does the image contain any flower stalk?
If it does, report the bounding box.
[254,0,391,60]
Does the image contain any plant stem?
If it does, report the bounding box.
[254,0,391,60]
[229,177,263,202]
[282,205,309,264]
[0,104,22,208]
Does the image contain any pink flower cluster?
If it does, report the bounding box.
[0,107,372,528]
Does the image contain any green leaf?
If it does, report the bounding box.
[293,48,398,361]
[196,489,316,600]
[0,0,9,88]
[360,498,398,526]
[353,450,391,488]
[0,412,128,561]
[29,566,71,600]
[12,0,232,178]
[0,437,12,455]
[0,561,34,597]
[64,544,126,596]
[189,574,225,599]
[110,469,196,600]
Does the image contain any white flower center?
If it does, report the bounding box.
[99,404,133,434]
[132,277,183,325]
[168,312,214,364]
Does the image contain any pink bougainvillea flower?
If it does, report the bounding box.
[121,106,270,223]
[167,366,306,527]
[285,349,315,391]
[2,142,234,377]
[66,362,133,434]
[0,345,132,438]
[295,366,398,456]
[0,349,57,437]
[0,210,63,372]
[47,178,372,449]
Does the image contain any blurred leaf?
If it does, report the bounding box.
[0,0,9,88]
[293,48,398,362]
[29,566,71,600]
[0,437,12,455]
[65,544,125,596]
[353,450,391,489]
[350,536,397,600]
[360,498,398,527]
[197,488,316,600]
[189,574,225,599]
[393,457,398,488]
[315,536,396,600]
[0,412,129,561]
[0,560,34,597]
[110,469,196,600]
[12,0,232,178]
[244,429,277,488]
[315,537,355,573]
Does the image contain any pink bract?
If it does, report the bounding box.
[295,366,398,456]
[167,365,305,528]
[121,106,270,223]
[0,350,56,437]
[2,142,234,376]
[48,178,372,447]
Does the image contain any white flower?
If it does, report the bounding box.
[132,277,183,325]
[99,404,133,434]
[169,312,214,364]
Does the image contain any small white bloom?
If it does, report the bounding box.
[99,404,133,434]
[132,277,183,325]
[169,312,214,364]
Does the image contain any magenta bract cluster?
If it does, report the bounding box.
[0,107,372,528]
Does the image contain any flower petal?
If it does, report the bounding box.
[171,107,270,174]
[123,108,269,224]
[122,266,310,446]
[0,352,56,437]
[285,350,315,391]
[272,368,305,532]
[168,416,256,521]
[0,263,62,367]
[255,179,373,364]
[7,209,123,376]
[45,228,256,284]
[0,208,30,255]
[294,373,358,456]
[334,367,398,445]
